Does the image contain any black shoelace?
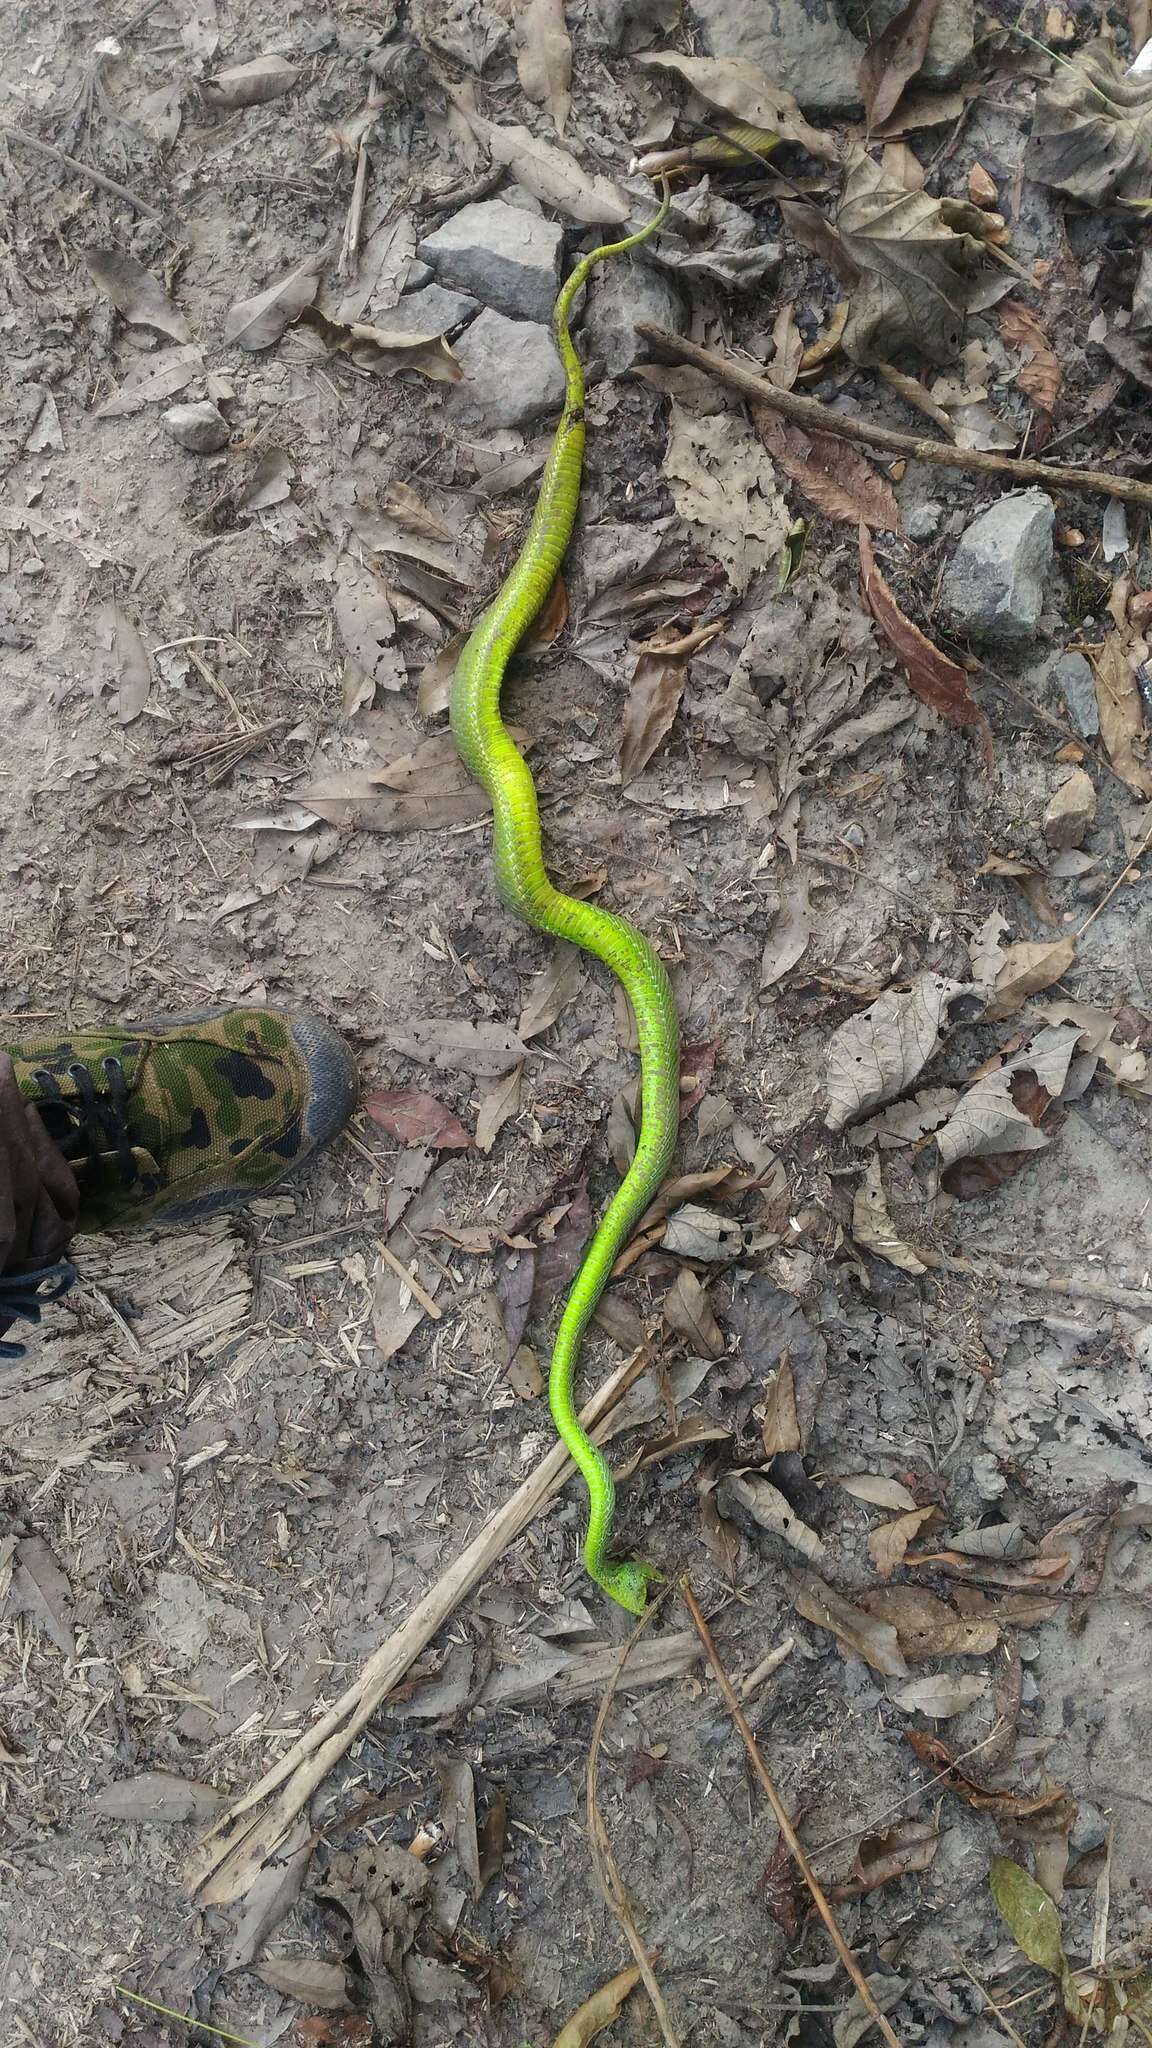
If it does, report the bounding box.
[0,1259,77,1359]
[32,1057,137,1186]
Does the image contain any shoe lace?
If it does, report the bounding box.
[32,1057,138,1186]
[0,1259,77,1359]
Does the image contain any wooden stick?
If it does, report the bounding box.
[681,1579,906,2048]
[1,124,165,224]
[635,326,1152,511]
[186,1345,656,1906]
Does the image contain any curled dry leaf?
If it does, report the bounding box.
[860,0,944,131]
[203,54,301,106]
[1037,1000,1148,1089]
[303,307,462,384]
[998,300,1061,443]
[759,872,812,990]
[665,405,789,594]
[1091,633,1152,797]
[663,1267,726,1358]
[720,1473,826,1563]
[515,0,571,134]
[634,50,839,165]
[934,1022,1085,1178]
[447,86,629,223]
[983,935,1076,1022]
[225,248,329,350]
[859,526,992,765]
[860,1584,999,1659]
[1026,35,1152,204]
[756,412,900,532]
[835,1819,938,1897]
[837,151,996,366]
[362,1089,471,1151]
[889,1672,989,1719]
[868,1504,939,1577]
[838,1473,918,1511]
[788,1566,909,1677]
[83,248,191,342]
[825,971,963,1131]
[255,1957,350,2008]
[517,944,584,1040]
[619,645,687,785]
[852,1157,927,1275]
[908,1730,1073,1826]
[552,1964,642,2048]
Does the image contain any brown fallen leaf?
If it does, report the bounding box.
[984,936,1076,1022]
[475,1066,523,1155]
[834,1818,938,1898]
[662,1267,726,1358]
[302,307,462,384]
[517,944,583,1040]
[825,972,963,1132]
[619,645,687,786]
[362,1089,472,1151]
[890,1672,988,1718]
[756,413,900,532]
[203,54,301,106]
[1092,633,1152,798]
[615,1411,730,1483]
[225,248,329,351]
[634,51,839,165]
[256,1957,349,2008]
[998,301,1061,446]
[447,86,629,223]
[665,406,790,594]
[84,247,191,342]
[906,1730,1073,1826]
[860,0,943,131]
[759,872,811,990]
[1026,33,1152,204]
[387,1020,528,1078]
[868,1504,940,1578]
[552,1964,642,2048]
[838,1473,919,1511]
[852,1158,927,1275]
[760,1354,801,1457]
[767,300,804,391]
[935,1023,1083,1187]
[720,1473,826,1562]
[515,0,571,134]
[438,1755,481,1899]
[837,151,996,365]
[860,1583,999,1658]
[788,1566,909,1677]
[859,526,993,766]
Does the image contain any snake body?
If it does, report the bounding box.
[451,192,677,1614]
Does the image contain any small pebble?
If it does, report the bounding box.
[905,500,943,540]
[162,400,231,453]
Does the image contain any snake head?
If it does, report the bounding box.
[597,1557,660,1617]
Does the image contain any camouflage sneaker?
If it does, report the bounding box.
[6,1007,358,1231]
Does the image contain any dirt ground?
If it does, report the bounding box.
[3,1,1152,2045]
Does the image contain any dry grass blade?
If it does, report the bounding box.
[586,1594,683,2048]
[681,1578,907,2048]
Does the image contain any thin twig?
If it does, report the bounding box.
[1,124,165,223]
[114,1987,258,2048]
[586,1594,683,2048]
[919,1249,1152,1316]
[1076,815,1152,939]
[635,326,1152,510]
[681,1578,906,2048]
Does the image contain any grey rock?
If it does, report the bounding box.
[381,282,478,337]
[1070,1800,1109,1858]
[970,1452,1005,1501]
[940,489,1055,645]
[162,399,230,452]
[583,256,687,375]
[418,200,562,323]
[402,257,436,293]
[841,0,972,83]
[449,309,565,427]
[690,0,863,114]
[1050,651,1099,737]
[905,499,943,541]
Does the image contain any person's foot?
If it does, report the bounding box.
[4,1007,357,1231]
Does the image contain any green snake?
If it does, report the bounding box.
[451,188,678,1615]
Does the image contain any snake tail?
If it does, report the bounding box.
[451,186,678,1615]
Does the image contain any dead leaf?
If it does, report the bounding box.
[859,527,992,762]
[363,1089,471,1151]
[97,600,151,725]
[1036,1000,1148,1088]
[852,1157,927,1275]
[998,300,1062,441]
[760,1355,801,1456]
[634,51,839,165]
[984,936,1076,1021]
[860,0,943,130]
[517,945,583,1040]
[662,1267,725,1358]
[515,0,571,133]
[720,1474,826,1563]
[889,1672,988,1718]
[387,1020,527,1078]
[767,300,804,391]
[2,1535,75,1655]
[935,1023,1084,1173]
[868,1505,940,1578]
[417,633,466,718]
[837,150,997,365]
[224,248,329,351]
[756,413,900,532]
[615,1411,730,1482]
[203,53,299,108]
[95,343,204,417]
[332,560,405,694]
[317,1843,430,2038]
[553,1964,642,2048]
[236,447,294,516]
[92,1771,226,1824]
[447,87,629,223]
[906,1731,1074,1826]
[835,1820,938,1897]
[825,972,962,1131]
[303,307,462,384]
[438,1755,481,1899]
[475,1066,523,1154]
[663,1203,746,1260]
[505,1342,542,1396]
[256,1957,350,2008]
[860,1584,999,1658]
[839,1474,918,1511]
[788,1566,909,1677]
[620,646,687,785]
[1092,633,1152,797]
[84,248,191,342]
[665,405,790,594]
[759,871,812,989]
[1026,34,1152,204]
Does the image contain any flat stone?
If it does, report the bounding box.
[449,309,565,428]
[841,0,972,83]
[905,499,943,541]
[1051,651,1099,737]
[940,488,1055,645]
[162,399,230,452]
[583,256,687,376]
[381,282,478,337]
[1043,767,1096,849]
[402,257,436,293]
[689,0,864,114]
[418,200,562,323]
